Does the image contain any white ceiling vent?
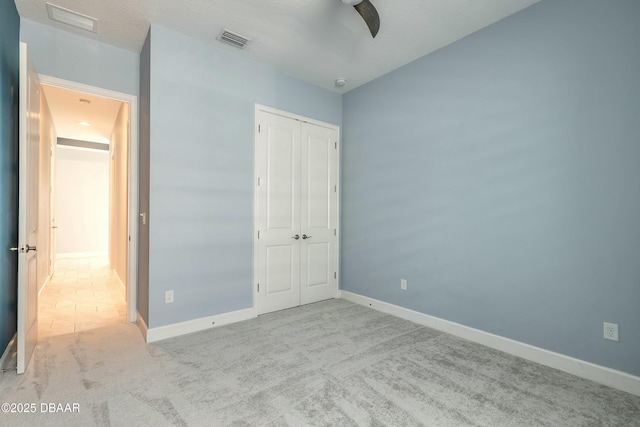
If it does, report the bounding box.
[217,29,250,49]
[46,3,98,33]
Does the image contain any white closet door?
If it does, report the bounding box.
[256,112,301,314]
[300,122,338,305]
[255,107,339,315]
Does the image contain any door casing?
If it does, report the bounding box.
[253,104,340,315]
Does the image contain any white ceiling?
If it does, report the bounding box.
[42,84,124,144]
[15,0,540,93]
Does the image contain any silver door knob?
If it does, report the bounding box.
[302,234,312,240]
[292,234,300,240]
[10,247,18,252]
[26,245,37,253]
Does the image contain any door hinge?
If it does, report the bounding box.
[334,185,337,193]
[335,142,337,149]
[257,177,261,186]
[334,229,337,236]
[258,124,261,133]
[334,272,337,279]
[257,283,260,292]
[257,230,260,239]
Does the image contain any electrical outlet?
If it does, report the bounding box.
[603,322,618,341]
[165,290,174,304]
[400,279,407,290]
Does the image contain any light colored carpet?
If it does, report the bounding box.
[1,299,639,426]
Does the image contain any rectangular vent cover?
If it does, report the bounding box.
[217,29,250,48]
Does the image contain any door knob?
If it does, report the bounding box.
[302,234,312,240]
[9,245,37,253]
[292,234,300,240]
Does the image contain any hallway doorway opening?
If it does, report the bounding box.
[36,76,138,337]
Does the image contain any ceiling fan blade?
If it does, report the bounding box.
[353,0,380,38]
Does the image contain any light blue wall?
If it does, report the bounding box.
[342,0,640,376]
[0,0,20,355]
[19,19,139,96]
[147,24,341,327]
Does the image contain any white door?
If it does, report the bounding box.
[16,43,40,374]
[255,107,339,315]
[256,113,301,314]
[300,122,338,305]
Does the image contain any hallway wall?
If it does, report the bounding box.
[55,146,109,256]
[110,103,129,287]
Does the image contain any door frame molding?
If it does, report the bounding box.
[38,75,139,323]
[252,104,341,315]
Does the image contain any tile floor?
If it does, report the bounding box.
[38,256,127,339]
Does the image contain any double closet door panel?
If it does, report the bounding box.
[299,123,337,306]
[256,110,338,315]
[257,113,301,315]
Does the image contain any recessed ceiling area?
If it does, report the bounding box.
[14,0,541,92]
[42,85,124,144]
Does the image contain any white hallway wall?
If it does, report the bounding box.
[55,145,109,256]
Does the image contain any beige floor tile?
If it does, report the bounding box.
[95,303,120,311]
[51,318,77,328]
[38,256,127,338]
[76,305,99,314]
[49,324,76,336]
[75,321,108,332]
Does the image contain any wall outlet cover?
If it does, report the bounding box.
[165,290,174,304]
[603,322,619,341]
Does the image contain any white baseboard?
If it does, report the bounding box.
[0,333,17,373]
[136,312,149,340]
[145,308,256,343]
[113,269,126,296]
[38,274,51,298]
[56,251,108,259]
[339,290,640,397]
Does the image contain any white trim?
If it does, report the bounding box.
[145,308,256,343]
[136,311,148,340]
[113,269,126,296]
[334,125,341,299]
[0,333,17,372]
[38,275,51,297]
[38,75,139,324]
[252,106,260,315]
[339,290,640,397]
[255,104,337,130]
[253,104,341,314]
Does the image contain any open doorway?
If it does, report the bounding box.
[37,76,138,337]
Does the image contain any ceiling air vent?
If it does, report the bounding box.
[217,29,250,49]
